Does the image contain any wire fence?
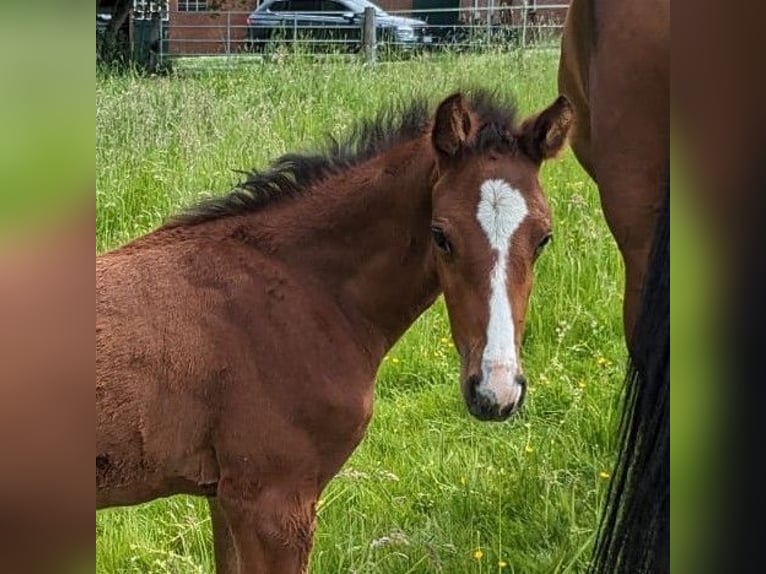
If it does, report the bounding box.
[131,3,567,67]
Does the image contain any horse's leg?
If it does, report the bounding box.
[616,236,655,345]
[208,497,239,574]
[559,0,668,342]
[588,2,669,343]
[592,99,664,341]
[593,133,666,344]
[217,478,317,574]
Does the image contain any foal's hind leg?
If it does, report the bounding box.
[217,477,317,573]
[208,497,239,574]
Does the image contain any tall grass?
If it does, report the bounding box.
[96,51,625,573]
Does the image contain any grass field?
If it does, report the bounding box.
[96,50,626,573]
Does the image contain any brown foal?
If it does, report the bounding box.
[97,90,572,572]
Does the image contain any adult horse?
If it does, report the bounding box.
[558,0,670,572]
[558,0,669,341]
[97,90,573,573]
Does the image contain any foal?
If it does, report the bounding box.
[97,90,572,572]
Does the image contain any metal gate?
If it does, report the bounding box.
[132,1,169,71]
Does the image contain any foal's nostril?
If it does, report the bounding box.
[467,374,481,399]
[515,374,528,411]
[499,403,514,418]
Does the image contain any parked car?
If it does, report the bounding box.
[97,12,112,34]
[246,0,432,51]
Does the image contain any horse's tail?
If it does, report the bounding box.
[589,170,670,574]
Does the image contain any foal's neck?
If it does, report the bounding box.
[258,137,440,361]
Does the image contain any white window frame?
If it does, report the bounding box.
[178,0,209,12]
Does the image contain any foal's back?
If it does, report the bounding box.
[96,229,374,508]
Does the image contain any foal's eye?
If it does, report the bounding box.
[431,226,452,254]
[534,233,552,258]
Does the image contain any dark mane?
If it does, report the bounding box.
[166,89,518,228]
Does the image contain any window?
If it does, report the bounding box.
[321,1,350,13]
[178,0,208,12]
[133,0,169,20]
[289,1,321,10]
[270,0,324,11]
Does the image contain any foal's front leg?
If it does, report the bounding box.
[208,497,239,574]
[217,478,317,574]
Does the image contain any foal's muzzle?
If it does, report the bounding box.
[464,373,527,421]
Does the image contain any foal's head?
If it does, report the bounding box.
[429,92,572,421]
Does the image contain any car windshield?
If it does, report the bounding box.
[345,0,386,16]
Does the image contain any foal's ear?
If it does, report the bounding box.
[519,95,573,164]
[432,93,473,159]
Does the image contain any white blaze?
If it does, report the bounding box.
[475,179,528,407]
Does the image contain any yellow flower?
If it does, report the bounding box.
[473,549,484,561]
[596,357,610,367]
[525,445,534,454]
[578,381,586,389]
[392,357,400,364]
[498,560,508,569]
[599,471,611,479]
[440,337,449,344]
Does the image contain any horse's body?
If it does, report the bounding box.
[558,0,669,340]
[97,212,383,570]
[558,0,670,572]
[97,91,572,572]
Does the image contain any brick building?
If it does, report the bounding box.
[164,0,569,56]
[167,0,252,55]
